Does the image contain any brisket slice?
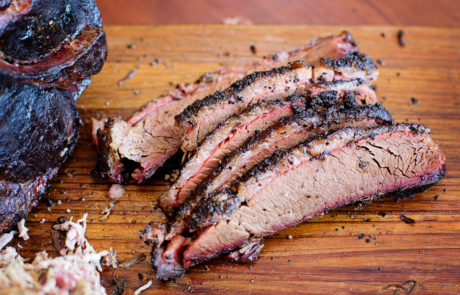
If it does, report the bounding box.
[166,94,391,240]
[159,96,305,215]
[200,94,390,201]
[0,0,107,90]
[150,123,445,280]
[177,51,378,153]
[160,79,377,215]
[0,84,80,232]
[93,32,359,183]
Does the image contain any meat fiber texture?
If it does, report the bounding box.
[0,214,111,294]
[147,124,445,280]
[93,31,360,184]
[0,0,108,234]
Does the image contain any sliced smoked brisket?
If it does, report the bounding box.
[0,0,107,233]
[93,32,359,184]
[159,79,378,215]
[177,51,378,154]
[166,92,392,239]
[147,123,445,280]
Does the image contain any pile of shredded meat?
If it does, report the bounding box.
[0,214,113,294]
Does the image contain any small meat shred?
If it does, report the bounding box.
[0,214,112,294]
[102,184,126,220]
[0,231,15,251]
[134,280,153,295]
[105,247,118,268]
[101,202,116,220]
[17,219,30,241]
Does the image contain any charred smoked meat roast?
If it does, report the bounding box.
[0,0,107,233]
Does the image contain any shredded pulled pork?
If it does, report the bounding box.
[0,214,113,294]
[104,248,118,269]
[18,219,30,241]
[0,231,15,251]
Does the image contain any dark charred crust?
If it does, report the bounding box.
[0,0,106,234]
[0,83,80,233]
[0,84,80,182]
[0,0,107,89]
[189,190,243,230]
[96,32,360,189]
[0,167,58,233]
[175,124,445,271]
[320,52,377,71]
[175,61,307,126]
[233,102,392,183]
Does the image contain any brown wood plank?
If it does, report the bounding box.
[11,25,460,294]
[97,0,460,27]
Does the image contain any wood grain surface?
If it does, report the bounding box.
[97,0,460,26]
[13,25,460,294]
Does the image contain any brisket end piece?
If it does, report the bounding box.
[0,0,107,90]
[93,118,130,184]
[0,167,58,233]
[0,84,80,232]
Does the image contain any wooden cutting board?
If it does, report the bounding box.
[16,25,460,294]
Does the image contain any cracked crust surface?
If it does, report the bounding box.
[179,124,445,268]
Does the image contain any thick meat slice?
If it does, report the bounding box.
[166,96,392,240]
[94,31,359,183]
[151,124,445,280]
[183,124,445,269]
[177,52,378,153]
[0,0,107,90]
[0,84,80,232]
[159,97,305,214]
[203,97,391,199]
[160,79,377,215]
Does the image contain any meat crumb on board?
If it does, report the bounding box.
[17,218,29,241]
[134,280,153,295]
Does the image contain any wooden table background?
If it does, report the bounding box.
[97,0,460,26]
[13,25,460,294]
